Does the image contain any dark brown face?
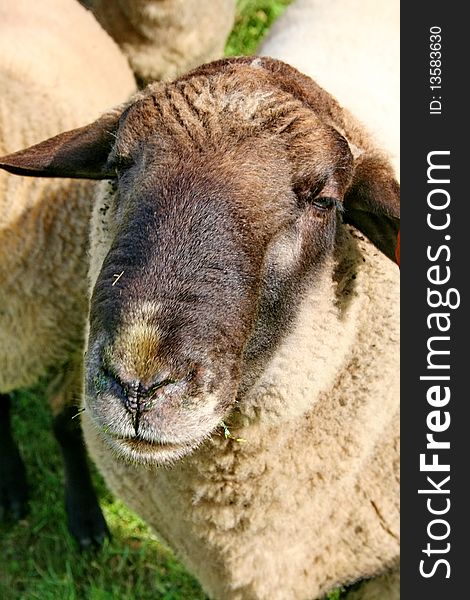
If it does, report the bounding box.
[83,75,354,465]
[0,58,399,466]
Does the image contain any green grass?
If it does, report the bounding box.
[225,0,293,56]
[1,1,345,598]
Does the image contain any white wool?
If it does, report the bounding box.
[259,0,399,176]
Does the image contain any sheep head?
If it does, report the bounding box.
[0,58,399,465]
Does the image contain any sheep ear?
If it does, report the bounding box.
[0,112,120,180]
[343,154,400,263]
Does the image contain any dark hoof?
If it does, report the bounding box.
[66,494,110,549]
[0,444,29,523]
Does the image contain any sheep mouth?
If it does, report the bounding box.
[103,431,204,466]
[121,436,187,455]
[123,436,181,451]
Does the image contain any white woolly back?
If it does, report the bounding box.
[259,0,399,176]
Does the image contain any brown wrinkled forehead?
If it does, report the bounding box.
[109,60,354,196]
[113,68,315,147]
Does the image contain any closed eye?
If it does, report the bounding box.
[309,196,343,212]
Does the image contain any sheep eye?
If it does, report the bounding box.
[308,196,339,211]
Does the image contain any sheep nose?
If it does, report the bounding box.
[121,379,147,414]
[99,367,177,430]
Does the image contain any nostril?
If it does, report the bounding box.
[97,365,129,405]
[123,380,140,413]
[146,376,177,397]
[97,365,178,412]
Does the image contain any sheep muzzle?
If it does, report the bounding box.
[85,317,242,465]
[83,176,263,464]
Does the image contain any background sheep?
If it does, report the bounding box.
[82,0,237,85]
[0,0,136,544]
[1,53,399,599]
[259,0,399,176]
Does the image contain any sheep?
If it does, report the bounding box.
[0,55,399,598]
[259,0,399,177]
[0,0,136,544]
[82,0,237,85]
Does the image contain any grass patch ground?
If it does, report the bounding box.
[1,1,347,598]
[225,0,292,56]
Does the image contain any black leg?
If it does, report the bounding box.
[53,405,110,548]
[0,394,29,522]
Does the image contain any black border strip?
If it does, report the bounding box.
[401,1,468,596]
